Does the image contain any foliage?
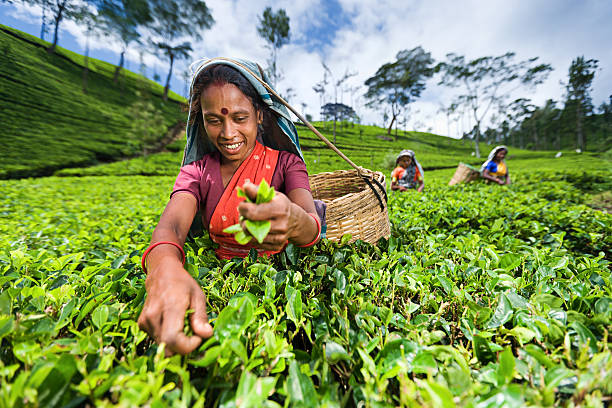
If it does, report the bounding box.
[147,0,214,100]
[257,7,290,87]
[321,103,356,123]
[437,52,553,158]
[96,0,152,83]
[0,25,185,179]
[0,161,610,406]
[21,0,82,52]
[365,47,435,137]
[565,56,599,152]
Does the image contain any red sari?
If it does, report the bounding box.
[208,142,279,259]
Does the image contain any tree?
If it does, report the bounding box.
[257,7,290,87]
[598,95,612,140]
[23,0,81,53]
[506,98,535,149]
[365,47,435,139]
[97,0,151,83]
[438,52,552,157]
[73,3,101,93]
[321,103,356,130]
[322,63,357,142]
[565,56,598,151]
[147,0,214,101]
[313,71,329,122]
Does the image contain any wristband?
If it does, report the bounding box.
[141,241,185,274]
[297,213,321,248]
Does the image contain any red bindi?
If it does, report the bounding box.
[221,107,228,115]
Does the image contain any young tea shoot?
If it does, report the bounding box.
[224,179,275,244]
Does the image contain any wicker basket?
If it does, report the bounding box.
[448,163,480,186]
[309,168,390,244]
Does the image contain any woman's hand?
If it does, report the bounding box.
[237,181,318,250]
[138,260,213,356]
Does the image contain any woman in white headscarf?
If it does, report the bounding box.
[481,145,511,185]
[391,149,424,192]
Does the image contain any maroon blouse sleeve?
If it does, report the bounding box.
[271,151,311,194]
[171,161,203,205]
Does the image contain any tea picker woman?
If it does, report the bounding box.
[138,58,322,355]
[390,149,424,192]
[481,145,511,185]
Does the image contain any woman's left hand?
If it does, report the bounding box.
[237,181,308,251]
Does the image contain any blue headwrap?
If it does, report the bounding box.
[182,57,303,166]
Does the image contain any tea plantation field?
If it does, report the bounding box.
[0,153,610,407]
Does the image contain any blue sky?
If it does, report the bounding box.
[2,0,611,138]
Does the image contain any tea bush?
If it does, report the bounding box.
[0,163,610,406]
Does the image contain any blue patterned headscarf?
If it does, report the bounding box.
[182,57,303,166]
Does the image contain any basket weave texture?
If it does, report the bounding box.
[309,168,390,244]
[449,163,480,186]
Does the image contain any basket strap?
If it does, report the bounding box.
[208,57,363,175]
[361,175,387,212]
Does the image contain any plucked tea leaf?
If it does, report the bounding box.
[256,179,275,204]
[223,224,243,234]
[234,230,252,245]
[245,219,271,244]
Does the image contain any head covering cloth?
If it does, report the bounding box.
[182,57,303,167]
[480,145,508,172]
[396,149,424,181]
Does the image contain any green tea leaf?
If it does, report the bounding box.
[497,347,515,386]
[234,230,252,245]
[92,305,109,329]
[223,223,243,234]
[245,219,271,244]
[325,341,350,364]
[215,295,255,341]
[285,285,303,324]
[473,334,496,364]
[486,294,513,329]
[286,360,317,406]
[256,179,275,204]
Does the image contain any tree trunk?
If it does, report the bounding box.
[387,114,396,136]
[576,102,584,151]
[333,114,337,144]
[82,31,90,93]
[163,53,174,102]
[474,123,481,158]
[48,2,66,53]
[114,50,125,84]
[40,4,46,40]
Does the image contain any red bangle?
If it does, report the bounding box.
[297,213,321,248]
[141,241,186,274]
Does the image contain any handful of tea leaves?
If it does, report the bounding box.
[223,179,275,244]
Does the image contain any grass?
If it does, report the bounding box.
[0,25,187,179]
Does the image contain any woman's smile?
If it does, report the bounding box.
[221,141,244,153]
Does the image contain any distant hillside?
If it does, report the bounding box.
[56,118,577,178]
[0,25,186,179]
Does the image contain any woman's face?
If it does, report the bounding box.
[494,149,507,161]
[398,156,412,168]
[201,83,260,166]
